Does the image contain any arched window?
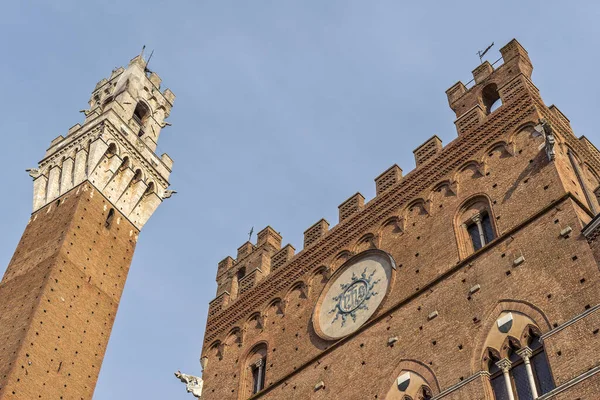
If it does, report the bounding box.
[133,102,150,124]
[144,181,155,197]
[119,156,130,172]
[483,313,555,400]
[243,343,267,397]
[456,196,497,257]
[133,101,150,137]
[482,83,502,114]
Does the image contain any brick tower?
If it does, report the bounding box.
[0,54,175,399]
[196,39,600,399]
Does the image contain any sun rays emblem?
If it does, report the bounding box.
[328,268,380,327]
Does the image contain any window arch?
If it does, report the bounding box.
[455,195,497,258]
[242,343,268,397]
[144,181,155,197]
[133,101,151,137]
[482,83,502,114]
[482,312,555,399]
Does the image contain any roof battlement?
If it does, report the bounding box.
[210,38,545,309]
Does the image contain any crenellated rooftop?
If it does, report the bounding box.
[211,38,538,308]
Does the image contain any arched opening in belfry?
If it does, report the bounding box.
[482,83,502,114]
[144,181,155,197]
[133,101,151,137]
[105,143,117,158]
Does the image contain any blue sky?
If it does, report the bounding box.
[2,1,600,399]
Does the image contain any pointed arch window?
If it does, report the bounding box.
[133,101,150,137]
[486,329,555,400]
[244,343,267,397]
[456,196,497,257]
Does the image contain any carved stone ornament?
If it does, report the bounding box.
[174,370,203,398]
[312,250,395,340]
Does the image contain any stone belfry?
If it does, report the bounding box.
[0,53,175,399]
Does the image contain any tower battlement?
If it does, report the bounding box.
[29,53,176,229]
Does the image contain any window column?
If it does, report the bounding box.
[516,347,539,399]
[253,358,265,393]
[471,213,486,246]
[496,358,515,400]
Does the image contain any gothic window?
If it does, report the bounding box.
[243,343,268,397]
[456,196,497,257]
[483,314,555,400]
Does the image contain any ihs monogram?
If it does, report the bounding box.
[329,268,380,327]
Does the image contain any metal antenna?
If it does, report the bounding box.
[476,42,494,64]
[140,45,146,59]
[248,227,254,242]
[145,50,155,73]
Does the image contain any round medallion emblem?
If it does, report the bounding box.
[313,250,395,340]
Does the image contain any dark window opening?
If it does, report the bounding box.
[144,182,155,197]
[420,386,433,400]
[482,83,502,114]
[237,267,246,282]
[133,102,150,125]
[467,212,495,251]
[133,102,150,137]
[487,334,555,400]
[105,208,115,229]
[132,170,142,184]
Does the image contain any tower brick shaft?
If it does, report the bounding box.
[0,54,175,399]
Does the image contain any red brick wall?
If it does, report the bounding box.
[200,43,600,399]
[0,182,138,400]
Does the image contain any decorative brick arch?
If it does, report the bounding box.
[480,140,514,165]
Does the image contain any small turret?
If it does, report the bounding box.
[446,39,535,136]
